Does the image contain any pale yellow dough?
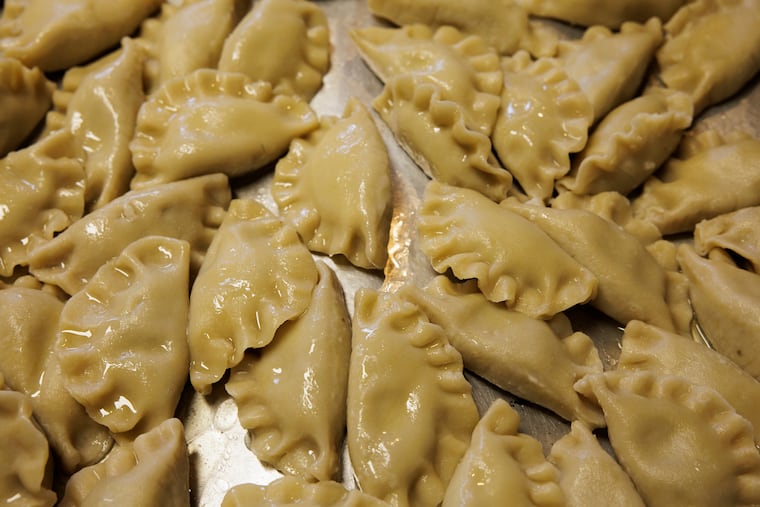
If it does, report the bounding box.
[577,370,760,507]
[517,0,687,28]
[273,98,393,270]
[59,418,190,507]
[0,56,54,157]
[548,421,645,507]
[418,181,597,319]
[188,199,318,395]
[556,18,663,122]
[677,244,760,380]
[0,130,85,277]
[396,276,605,428]
[0,287,113,473]
[225,262,350,482]
[657,0,760,115]
[694,206,760,272]
[130,70,318,188]
[218,0,330,101]
[222,476,389,507]
[27,173,230,295]
[0,0,161,71]
[619,319,760,442]
[348,288,479,507]
[0,376,57,507]
[443,399,565,507]
[57,237,191,442]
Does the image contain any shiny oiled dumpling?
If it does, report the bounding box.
[366,0,557,56]
[396,277,605,428]
[218,0,330,101]
[517,0,687,28]
[657,0,760,115]
[548,421,645,507]
[348,288,479,507]
[576,370,760,507]
[58,418,190,507]
[555,18,663,122]
[0,376,57,507]
[0,57,54,157]
[503,199,690,334]
[677,244,760,380]
[492,51,593,201]
[0,130,85,277]
[273,98,392,270]
[631,131,760,235]
[27,173,230,295]
[618,319,760,441]
[418,181,597,319]
[188,199,318,395]
[443,399,565,507]
[130,69,318,188]
[221,476,389,507]
[694,206,760,272]
[374,76,512,202]
[0,287,113,473]
[0,0,161,71]
[139,0,239,92]
[225,262,350,482]
[351,24,502,135]
[51,37,146,210]
[56,237,191,442]
[560,87,693,196]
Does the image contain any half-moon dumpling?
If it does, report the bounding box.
[694,206,760,272]
[130,69,319,188]
[656,0,760,115]
[677,244,760,380]
[548,421,645,507]
[273,97,392,270]
[443,398,565,507]
[576,370,760,506]
[503,199,689,333]
[0,376,57,507]
[188,199,318,395]
[517,0,687,29]
[0,130,85,277]
[27,173,230,295]
[57,237,191,442]
[0,56,54,157]
[221,476,389,507]
[0,286,113,473]
[618,319,760,441]
[560,87,693,196]
[348,288,479,507]
[418,181,597,319]
[58,418,190,507]
[0,0,162,71]
[555,18,663,122]
[397,276,605,428]
[493,51,593,201]
[225,261,350,482]
[366,0,557,56]
[631,132,760,235]
[352,24,502,135]
[218,0,330,101]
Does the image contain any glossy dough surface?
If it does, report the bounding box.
[273,98,392,269]
[57,237,190,441]
[348,288,479,507]
[443,399,565,507]
[131,70,318,187]
[188,199,318,394]
[418,181,597,319]
[221,476,389,507]
[694,206,760,271]
[225,262,350,481]
[518,0,686,28]
[27,173,230,295]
